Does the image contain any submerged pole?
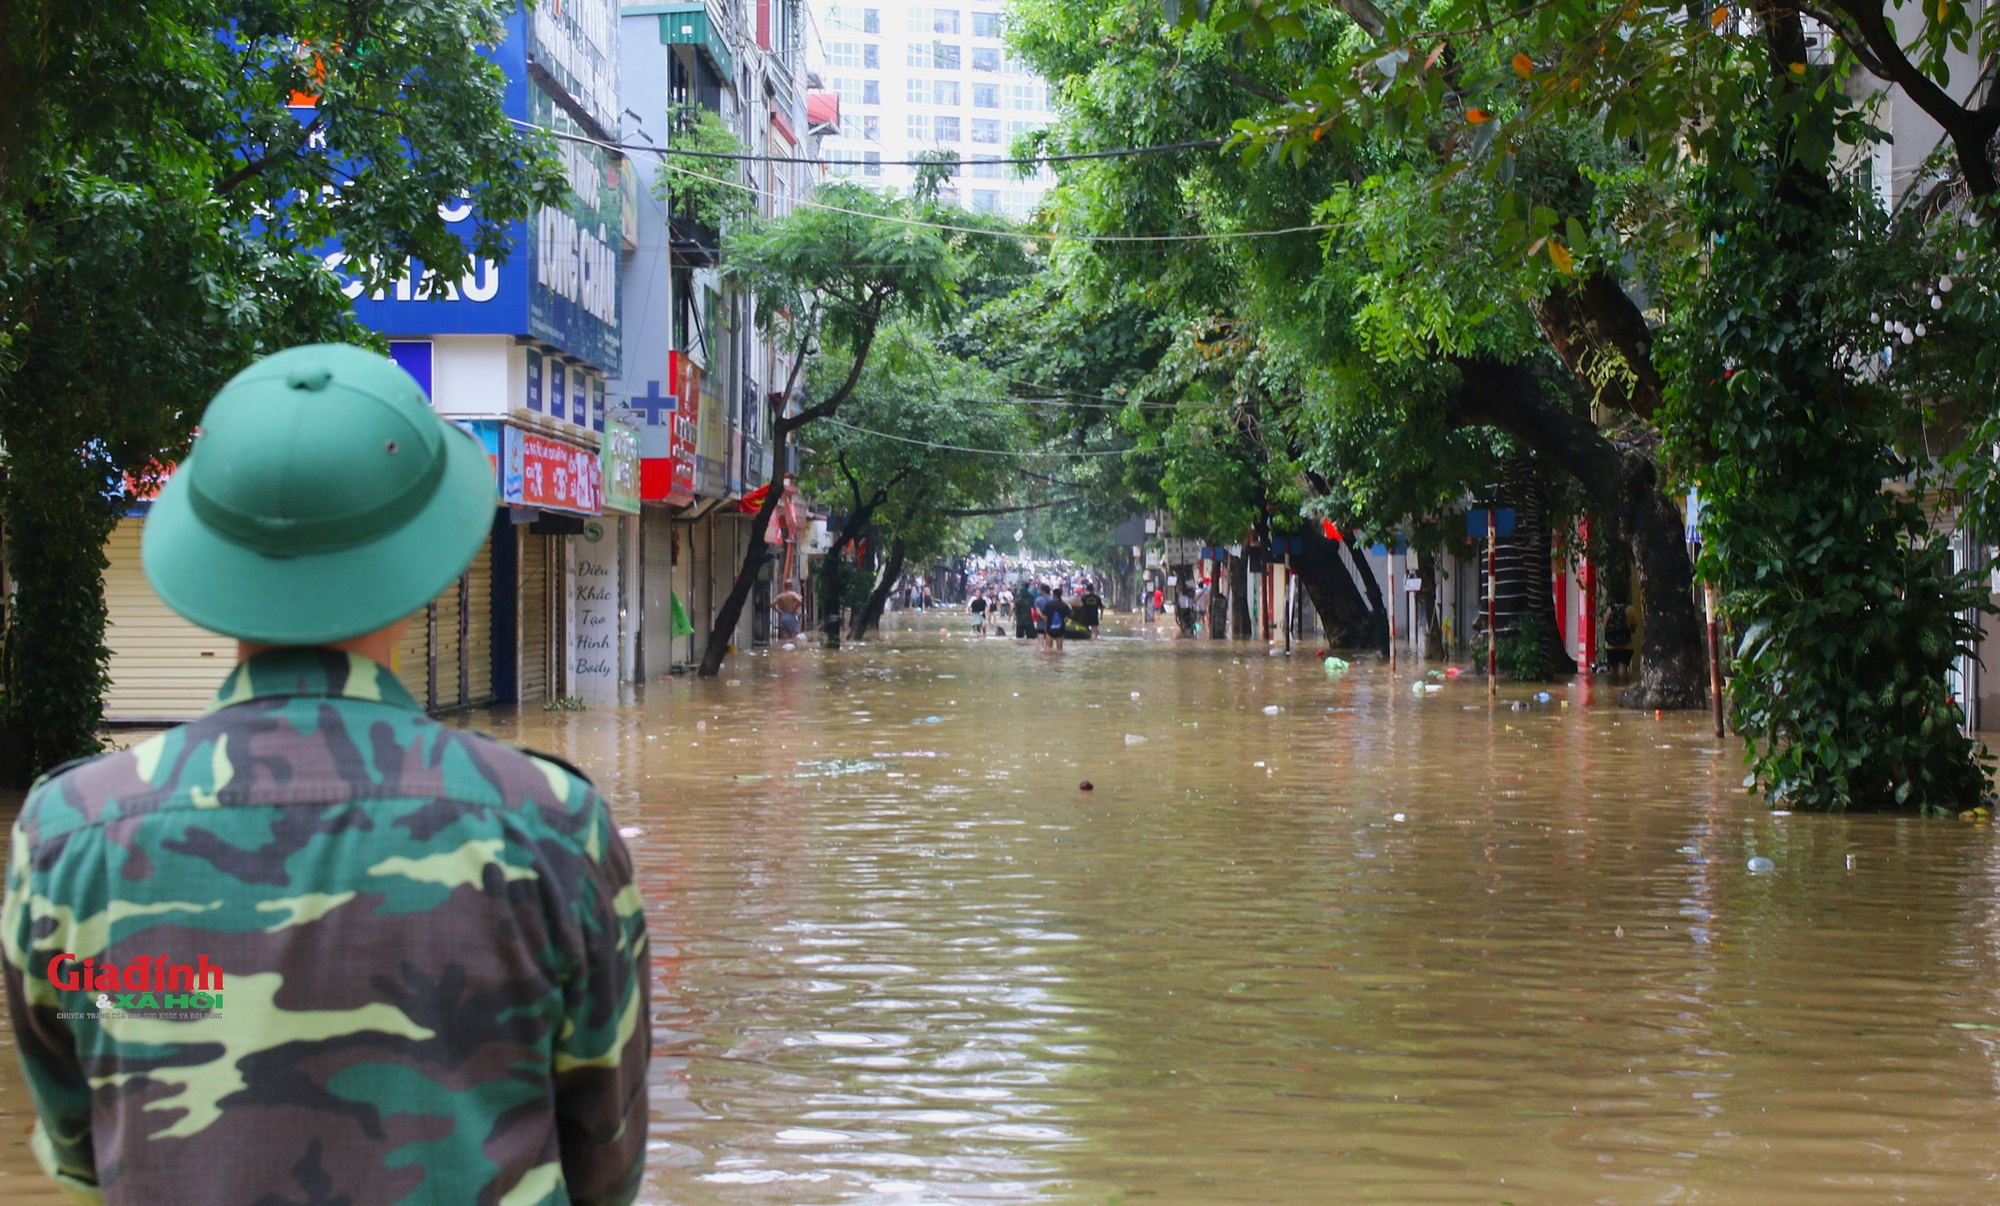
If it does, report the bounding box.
[1705,581,1724,738]
[1486,511,1497,695]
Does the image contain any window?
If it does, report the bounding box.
[972,189,999,212]
[934,79,960,105]
[863,43,879,68]
[863,79,880,104]
[862,114,880,141]
[932,8,960,32]
[971,152,1001,174]
[906,41,933,67]
[1003,53,1034,75]
[934,42,961,69]
[1004,189,1036,216]
[907,114,928,141]
[865,150,882,176]
[1006,83,1042,110]
[972,83,998,108]
[971,118,1000,143]
[826,41,864,66]
[972,10,1001,36]
[829,5,874,30]
[972,46,1000,71]
[906,7,931,30]
[933,115,961,141]
[1007,119,1039,138]
[907,77,928,104]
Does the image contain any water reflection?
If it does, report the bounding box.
[3,616,1999,1203]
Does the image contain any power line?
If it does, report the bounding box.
[821,417,1133,456]
[659,136,1231,167]
[654,156,1337,243]
[524,121,1340,244]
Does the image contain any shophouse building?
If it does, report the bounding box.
[616,0,821,674]
[103,1,638,719]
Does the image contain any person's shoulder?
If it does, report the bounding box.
[448,729,602,809]
[14,745,140,841]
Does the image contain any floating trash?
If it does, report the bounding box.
[1262,705,1284,714]
[1124,733,1147,745]
[1079,780,1094,791]
[1747,856,1775,873]
[781,642,797,651]
[1131,691,1142,700]
[794,758,888,777]
[1392,813,1407,822]
[1324,657,1350,676]
[618,826,644,838]
[1534,691,1552,703]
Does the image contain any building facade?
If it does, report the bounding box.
[103,1,639,719]
[806,0,1056,215]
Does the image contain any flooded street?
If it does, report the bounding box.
[7,614,2000,1203]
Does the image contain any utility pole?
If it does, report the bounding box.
[1487,510,1498,696]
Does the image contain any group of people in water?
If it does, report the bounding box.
[966,580,1103,649]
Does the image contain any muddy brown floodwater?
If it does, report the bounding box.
[4,613,2000,1204]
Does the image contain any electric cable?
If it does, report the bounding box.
[820,417,1134,455]
[523,121,1341,243]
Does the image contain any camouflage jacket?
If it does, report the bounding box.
[1,650,649,1206]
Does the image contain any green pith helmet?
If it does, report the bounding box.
[144,343,496,645]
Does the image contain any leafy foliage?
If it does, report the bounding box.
[0,0,559,773]
[658,104,753,231]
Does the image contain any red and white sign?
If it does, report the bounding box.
[503,425,601,514]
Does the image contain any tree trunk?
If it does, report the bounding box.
[1342,537,1391,656]
[1228,552,1252,638]
[1616,453,1709,709]
[698,424,787,678]
[1295,521,1376,647]
[1448,357,1706,708]
[850,536,904,639]
[1490,455,1576,675]
[1416,544,1444,654]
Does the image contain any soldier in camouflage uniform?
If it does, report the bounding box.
[2,345,649,1205]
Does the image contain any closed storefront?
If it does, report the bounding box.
[519,529,551,704]
[103,519,234,722]
[388,536,496,712]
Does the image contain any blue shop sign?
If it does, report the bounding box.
[300,10,622,373]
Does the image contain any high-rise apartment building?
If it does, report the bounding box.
[805,1,1055,216]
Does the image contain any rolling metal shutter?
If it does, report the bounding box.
[519,530,549,704]
[102,519,234,721]
[465,538,493,705]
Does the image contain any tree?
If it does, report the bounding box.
[792,323,1025,639]
[0,0,561,774]
[699,185,978,678]
[1194,0,1998,806]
